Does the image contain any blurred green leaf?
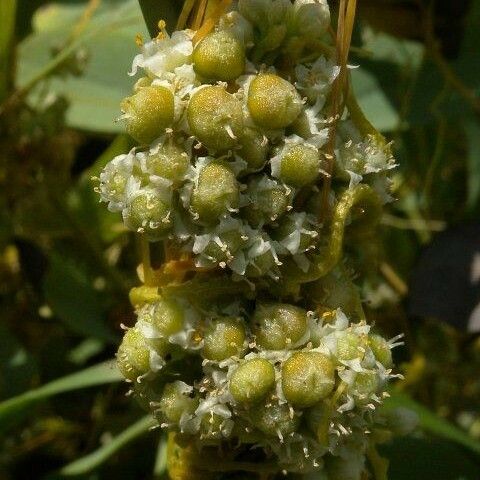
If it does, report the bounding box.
[384,391,480,455]
[465,117,480,210]
[0,360,121,431]
[383,436,480,480]
[43,253,117,342]
[0,324,38,400]
[351,68,400,132]
[17,0,148,133]
[60,415,154,476]
[138,0,182,37]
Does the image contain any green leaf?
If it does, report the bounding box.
[0,360,122,431]
[138,0,183,37]
[17,0,148,133]
[465,117,480,210]
[384,391,480,455]
[43,253,117,342]
[382,436,480,480]
[351,68,400,132]
[0,0,17,100]
[60,415,154,476]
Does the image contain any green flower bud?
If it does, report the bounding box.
[247,74,302,129]
[353,371,379,401]
[238,127,269,172]
[201,230,246,265]
[202,317,246,361]
[229,358,275,404]
[123,190,172,241]
[250,401,300,438]
[193,30,245,81]
[158,381,198,424]
[369,334,393,368]
[141,297,184,354]
[190,162,239,224]
[117,327,150,381]
[273,143,322,187]
[336,331,362,362]
[129,285,160,308]
[251,303,308,350]
[146,143,190,184]
[243,176,290,227]
[187,85,244,150]
[281,351,335,407]
[121,85,175,144]
[244,249,277,278]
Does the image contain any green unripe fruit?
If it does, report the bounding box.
[123,191,172,240]
[158,381,198,424]
[251,303,308,350]
[238,128,269,172]
[141,298,184,354]
[247,74,303,129]
[281,352,335,407]
[354,371,379,401]
[336,331,362,361]
[121,85,174,144]
[243,177,289,226]
[193,30,245,81]
[187,86,243,150]
[146,144,190,184]
[229,358,275,404]
[202,317,246,361]
[245,249,276,278]
[250,402,300,438]
[190,162,239,224]
[270,213,318,253]
[369,334,393,368]
[202,230,246,264]
[117,328,150,381]
[276,143,322,187]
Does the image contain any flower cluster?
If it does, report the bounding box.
[97,0,414,477]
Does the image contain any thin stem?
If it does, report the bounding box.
[0,0,17,101]
[140,235,155,286]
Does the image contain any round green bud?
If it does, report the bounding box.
[250,402,300,438]
[121,85,174,144]
[270,213,318,253]
[193,30,245,81]
[276,143,322,187]
[251,303,308,350]
[202,317,246,361]
[281,352,335,407]
[353,371,379,402]
[247,74,303,129]
[117,328,150,381]
[158,381,198,424]
[238,128,269,172]
[146,143,190,184]
[187,86,244,150]
[369,334,393,368]
[190,162,239,224]
[229,358,275,404]
[244,249,277,278]
[243,177,290,227]
[123,190,172,241]
[336,331,362,362]
[202,230,246,265]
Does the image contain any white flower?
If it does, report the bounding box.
[295,57,340,105]
[130,30,194,79]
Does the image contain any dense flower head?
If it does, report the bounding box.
[96,0,415,477]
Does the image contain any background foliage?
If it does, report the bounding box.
[1,0,480,478]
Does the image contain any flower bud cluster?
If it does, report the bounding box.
[118,300,407,475]
[98,0,412,476]
[97,0,394,283]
